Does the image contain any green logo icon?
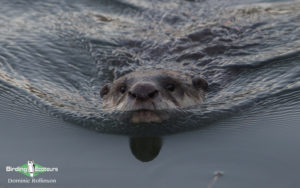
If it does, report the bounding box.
[18,161,46,177]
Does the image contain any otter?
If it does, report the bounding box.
[100,70,208,123]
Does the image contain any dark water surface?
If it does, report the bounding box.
[0,0,300,187]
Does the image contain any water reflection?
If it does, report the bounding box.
[129,137,162,162]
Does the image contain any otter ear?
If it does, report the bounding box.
[192,76,208,91]
[100,84,111,98]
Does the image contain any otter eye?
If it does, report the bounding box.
[119,85,127,94]
[166,84,175,92]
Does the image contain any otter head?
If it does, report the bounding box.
[100,70,208,123]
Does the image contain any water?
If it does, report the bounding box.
[0,0,299,187]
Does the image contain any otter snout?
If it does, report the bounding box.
[128,83,158,101]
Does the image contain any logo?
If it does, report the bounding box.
[5,160,58,184]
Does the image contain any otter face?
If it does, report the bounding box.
[100,70,208,123]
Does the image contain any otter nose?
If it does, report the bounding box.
[129,83,158,101]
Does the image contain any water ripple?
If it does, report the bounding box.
[0,0,299,135]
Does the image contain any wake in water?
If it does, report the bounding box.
[0,0,299,135]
